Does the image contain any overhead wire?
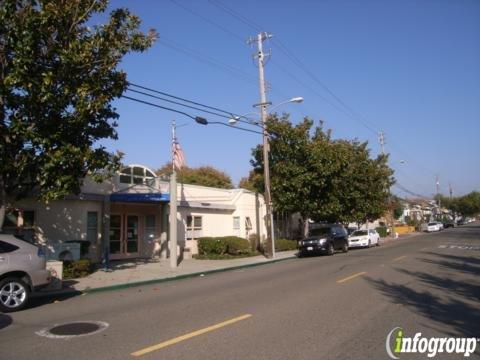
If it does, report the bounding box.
[207,0,440,195]
[127,83,261,127]
[121,95,264,136]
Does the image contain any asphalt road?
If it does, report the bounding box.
[1,224,479,360]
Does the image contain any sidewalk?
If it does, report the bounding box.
[40,250,298,296]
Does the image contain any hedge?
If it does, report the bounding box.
[275,239,298,252]
[197,236,251,256]
[375,226,388,238]
[63,259,94,279]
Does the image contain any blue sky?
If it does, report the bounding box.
[97,0,479,197]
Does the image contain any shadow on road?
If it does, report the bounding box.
[366,252,480,338]
[0,314,12,330]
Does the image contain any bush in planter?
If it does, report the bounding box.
[197,237,228,255]
[275,238,298,252]
[376,226,388,237]
[63,259,93,279]
[224,236,251,255]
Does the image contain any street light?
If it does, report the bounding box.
[229,97,304,126]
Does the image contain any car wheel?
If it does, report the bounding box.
[326,243,334,256]
[297,251,303,258]
[368,239,372,248]
[376,238,380,246]
[341,241,349,253]
[0,277,31,313]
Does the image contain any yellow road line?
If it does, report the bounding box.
[393,255,407,262]
[131,314,252,357]
[336,271,367,284]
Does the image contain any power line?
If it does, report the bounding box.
[121,95,264,136]
[170,0,246,43]
[208,0,262,32]
[126,87,232,121]
[158,37,258,86]
[127,83,260,127]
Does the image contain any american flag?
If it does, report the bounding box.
[172,137,186,170]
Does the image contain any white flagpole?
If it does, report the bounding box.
[169,120,178,268]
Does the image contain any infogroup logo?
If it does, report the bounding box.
[386,327,478,359]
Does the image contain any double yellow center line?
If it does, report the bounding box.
[131,314,252,357]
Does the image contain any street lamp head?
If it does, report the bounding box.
[289,97,303,104]
[228,117,239,125]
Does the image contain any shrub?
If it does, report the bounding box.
[63,259,93,279]
[224,236,251,255]
[376,226,388,237]
[197,237,227,255]
[275,238,298,252]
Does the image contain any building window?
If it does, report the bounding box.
[87,212,98,243]
[233,216,240,230]
[23,210,35,227]
[119,165,156,185]
[245,217,252,230]
[186,215,202,240]
[3,210,35,228]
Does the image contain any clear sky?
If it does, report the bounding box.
[97,0,479,198]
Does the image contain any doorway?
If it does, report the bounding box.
[109,214,140,259]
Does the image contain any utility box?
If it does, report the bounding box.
[46,242,81,261]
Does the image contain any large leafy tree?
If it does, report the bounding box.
[0,0,156,229]
[156,163,234,189]
[250,115,394,233]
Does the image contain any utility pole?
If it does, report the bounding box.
[378,131,385,155]
[449,183,453,200]
[436,175,441,220]
[248,32,275,258]
[169,120,178,268]
[379,131,396,238]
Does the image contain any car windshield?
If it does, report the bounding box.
[352,230,368,236]
[428,223,436,226]
[308,228,331,237]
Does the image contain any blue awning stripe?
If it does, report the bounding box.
[110,193,170,203]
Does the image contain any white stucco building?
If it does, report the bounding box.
[4,164,267,263]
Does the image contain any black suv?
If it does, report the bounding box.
[298,224,349,257]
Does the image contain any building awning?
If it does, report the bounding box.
[110,193,170,203]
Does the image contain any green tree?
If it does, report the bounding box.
[156,163,234,189]
[0,0,156,229]
[249,115,394,233]
[238,170,263,192]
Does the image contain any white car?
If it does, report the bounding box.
[427,222,441,232]
[0,234,51,312]
[348,229,380,248]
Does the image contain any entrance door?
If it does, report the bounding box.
[109,214,140,259]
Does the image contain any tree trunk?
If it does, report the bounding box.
[303,216,309,238]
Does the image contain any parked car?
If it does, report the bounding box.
[298,224,349,257]
[348,229,380,248]
[443,221,455,229]
[456,219,465,226]
[0,234,50,312]
[426,222,441,232]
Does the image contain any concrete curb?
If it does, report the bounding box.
[35,254,298,299]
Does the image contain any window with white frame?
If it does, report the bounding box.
[186,215,202,240]
[245,217,252,230]
[233,216,240,230]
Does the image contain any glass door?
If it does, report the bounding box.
[125,215,139,254]
[109,215,122,255]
